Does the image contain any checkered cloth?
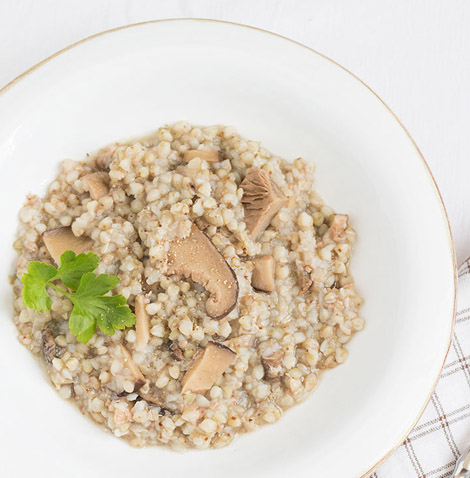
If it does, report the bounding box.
[370,258,470,478]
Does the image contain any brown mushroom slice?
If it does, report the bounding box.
[329,214,349,242]
[241,168,287,240]
[181,342,235,394]
[43,227,93,265]
[119,345,146,391]
[83,172,110,200]
[261,349,284,379]
[134,295,150,350]
[167,224,239,319]
[251,255,275,292]
[183,149,221,163]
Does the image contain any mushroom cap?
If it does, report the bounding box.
[167,224,239,319]
[241,168,287,240]
[43,227,93,264]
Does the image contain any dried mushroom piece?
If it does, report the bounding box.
[329,214,349,242]
[138,384,183,415]
[83,172,110,200]
[251,255,275,292]
[261,349,284,379]
[167,224,239,319]
[241,168,287,240]
[119,345,146,391]
[181,342,235,394]
[169,341,184,361]
[138,388,183,415]
[134,295,150,350]
[297,268,313,294]
[95,145,116,170]
[183,149,221,163]
[43,227,93,264]
[41,329,62,363]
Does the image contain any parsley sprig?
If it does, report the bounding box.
[21,251,136,344]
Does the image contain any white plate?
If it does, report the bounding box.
[0,19,456,478]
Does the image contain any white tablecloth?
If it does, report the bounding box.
[2,1,470,476]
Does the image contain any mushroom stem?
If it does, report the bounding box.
[251,255,275,292]
[135,295,150,350]
[181,342,236,394]
[119,345,146,391]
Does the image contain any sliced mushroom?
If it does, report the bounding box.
[41,329,62,363]
[181,342,235,394]
[134,295,150,350]
[183,150,221,163]
[251,255,275,292]
[119,345,146,391]
[43,227,93,265]
[167,224,239,319]
[83,172,110,200]
[329,214,349,242]
[241,168,287,240]
[261,349,284,379]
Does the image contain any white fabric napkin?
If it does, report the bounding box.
[370,259,470,478]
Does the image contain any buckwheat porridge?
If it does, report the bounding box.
[12,122,363,449]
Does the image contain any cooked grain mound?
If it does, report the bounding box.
[12,122,363,449]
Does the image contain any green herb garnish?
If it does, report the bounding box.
[21,251,136,344]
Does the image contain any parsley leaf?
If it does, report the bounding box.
[20,251,135,344]
[21,262,57,312]
[69,307,97,344]
[71,272,120,297]
[69,272,135,341]
[55,251,99,291]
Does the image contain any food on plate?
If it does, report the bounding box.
[167,223,239,319]
[240,167,287,240]
[251,255,275,292]
[12,122,363,449]
[181,342,236,394]
[43,226,93,264]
